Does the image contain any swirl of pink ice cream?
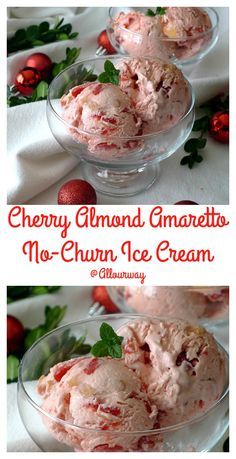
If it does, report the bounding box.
[119,58,190,133]
[60,82,142,158]
[118,318,226,427]
[37,356,159,452]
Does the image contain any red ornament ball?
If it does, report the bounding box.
[97,29,117,54]
[7,315,25,355]
[175,200,198,205]
[15,67,41,96]
[92,286,119,313]
[209,111,229,144]
[25,52,52,79]
[58,179,97,205]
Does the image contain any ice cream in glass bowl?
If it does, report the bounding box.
[108,286,229,326]
[47,56,194,197]
[107,7,219,71]
[18,314,228,452]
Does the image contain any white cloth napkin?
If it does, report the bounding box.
[7,286,229,452]
[7,7,229,204]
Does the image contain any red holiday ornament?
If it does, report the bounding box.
[209,111,229,144]
[25,52,52,79]
[7,315,25,355]
[175,200,198,205]
[97,30,116,54]
[15,67,41,96]
[92,287,119,313]
[57,179,97,205]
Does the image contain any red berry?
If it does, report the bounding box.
[25,53,52,79]
[83,358,100,375]
[175,200,198,205]
[7,315,24,355]
[57,179,97,205]
[92,287,119,313]
[54,360,78,382]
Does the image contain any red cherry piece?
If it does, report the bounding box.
[83,358,100,375]
[71,83,92,98]
[97,30,117,54]
[93,444,123,452]
[209,111,229,144]
[15,67,41,96]
[7,315,24,355]
[100,405,121,416]
[57,179,97,205]
[25,52,52,79]
[92,286,119,313]
[54,360,78,381]
[174,200,198,205]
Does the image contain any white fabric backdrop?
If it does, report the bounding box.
[7,7,229,205]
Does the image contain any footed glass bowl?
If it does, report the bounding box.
[108,286,229,327]
[47,56,194,197]
[107,7,219,71]
[18,314,229,452]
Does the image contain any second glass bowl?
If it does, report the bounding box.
[107,7,219,70]
[47,56,194,197]
[107,286,229,327]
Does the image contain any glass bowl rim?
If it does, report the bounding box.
[47,55,195,141]
[108,7,219,42]
[18,313,229,436]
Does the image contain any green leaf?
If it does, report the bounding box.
[77,344,92,355]
[196,155,203,163]
[31,286,49,295]
[24,326,45,350]
[57,24,72,35]
[52,62,66,77]
[156,7,166,15]
[184,138,200,153]
[54,17,64,29]
[91,340,109,357]
[69,32,79,39]
[192,115,210,132]
[44,304,67,330]
[104,59,116,74]
[39,21,50,33]
[56,33,69,41]
[100,322,120,342]
[7,355,20,383]
[34,81,49,99]
[197,138,207,149]
[26,25,39,40]
[31,39,44,47]
[109,344,122,359]
[180,156,190,166]
[41,30,56,43]
[15,29,26,41]
[98,72,112,83]
[146,9,155,16]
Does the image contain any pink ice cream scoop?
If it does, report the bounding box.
[124,286,207,319]
[118,318,226,426]
[123,286,229,321]
[37,356,159,452]
[113,11,167,59]
[119,58,190,133]
[162,7,212,59]
[60,82,142,158]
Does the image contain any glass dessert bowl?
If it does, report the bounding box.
[108,7,219,71]
[108,286,229,327]
[47,56,194,197]
[17,314,229,452]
